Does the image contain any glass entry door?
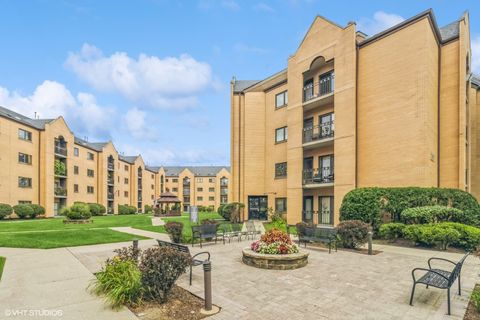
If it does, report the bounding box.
[319,196,334,225]
[303,196,314,223]
[248,196,268,220]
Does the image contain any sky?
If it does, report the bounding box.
[0,0,479,167]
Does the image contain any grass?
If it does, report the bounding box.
[0,257,5,280]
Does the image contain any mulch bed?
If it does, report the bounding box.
[464,284,480,320]
[130,285,219,320]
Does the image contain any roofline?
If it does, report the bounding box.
[359,9,454,48]
[235,68,287,94]
[0,113,45,130]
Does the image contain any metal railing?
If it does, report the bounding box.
[303,121,334,143]
[303,168,334,185]
[107,163,114,171]
[183,190,191,195]
[303,73,334,102]
[302,210,334,225]
[107,177,115,185]
[108,192,114,200]
[220,180,228,186]
[220,188,228,195]
[54,145,67,156]
[54,187,67,197]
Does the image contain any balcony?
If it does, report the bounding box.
[54,145,67,157]
[220,180,228,187]
[183,190,191,196]
[303,122,334,149]
[220,188,228,195]
[54,187,67,197]
[107,163,114,171]
[302,210,334,226]
[303,168,334,188]
[107,177,115,185]
[108,192,114,200]
[303,73,334,111]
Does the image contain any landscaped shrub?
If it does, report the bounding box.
[165,221,183,244]
[28,204,45,218]
[144,205,153,214]
[98,203,107,214]
[54,159,66,176]
[118,205,136,215]
[403,224,435,246]
[139,247,191,303]
[432,224,461,250]
[439,222,480,250]
[379,223,405,242]
[113,245,142,262]
[201,219,218,225]
[335,220,370,249]
[340,187,480,229]
[13,204,34,219]
[251,228,298,254]
[470,286,480,312]
[401,206,464,224]
[91,257,143,309]
[0,203,13,219]
[88,203,103,216]
[128,206,137,215]
[64,203,92,220]
[219,202,244,223]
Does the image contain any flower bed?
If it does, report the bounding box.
[242,229,307,270]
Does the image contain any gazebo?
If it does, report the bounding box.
[154,192,182,216]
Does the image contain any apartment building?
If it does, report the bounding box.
[153,166,230,212]
[230,9,480,226]
[0,106,229,216]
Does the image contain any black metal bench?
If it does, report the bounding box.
[288,224,337,253]
[410,252,470,315]
[192,224,225,248]
[157,239,210,285]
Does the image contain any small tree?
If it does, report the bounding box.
[221,202,245,223]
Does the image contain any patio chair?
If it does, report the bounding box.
[245,221,261,240]
[219,223,241,243]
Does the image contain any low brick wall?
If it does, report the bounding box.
[242,248,308,270]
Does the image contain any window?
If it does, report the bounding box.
[18,200,32,204]
[87,152,94,160]
[124,178,129,184]
[209,187,215,192]
[172,178,178,183]
[319,196,334,225]
[125,165,129,171]
[275,90,288,108]
[74,147,79,157]
[172,187,178,192]
[74,166,79,175]
[275,198,287,213]
[209,178,215,183]
[221,195,228,204]
[197,187,203,192]
[209,196,215,201]
[275,162,287,178]
[18,177,32,188]
[74,184,79,193]
[18,153,32,165]
[87,186,94,194]
[87,169,94,177]
[18,129,32,141]
[124,191,129,197]
[151,184,154,190]
[151,195,154,200]
[197,177,203,183]
[275,127,288,143]
[151,174,154,179]
[197,196,203,201]
[166,178,169,182]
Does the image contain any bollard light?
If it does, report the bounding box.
[203,261,212,311]
[367,231,373,255]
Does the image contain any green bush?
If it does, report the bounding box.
[139,247,191,303]
[432,224,461,250]
[340,187,480,229]
[88,203,103,216]
[0,203,13,219]
[28,204,45,217]
[404,224,435,246]
[403,223,477,250]
[401,206,464,224]
[91,257,143,309]
[129,206,137,214]
[471,286,480,312]
[118,205,136,215]
[64,203,92,220]
[219,202,244,223]
[439,222,480,250]
[335,220,370,249]
[379,223,405,242]
[54,159,66,176]
[144,205,153,214]
[98,203,106,214]
[13,204,34,219]
[165,222,183,243]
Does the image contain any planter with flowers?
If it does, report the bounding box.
[242,228,308,270]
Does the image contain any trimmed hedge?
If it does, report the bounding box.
[118,205,137,215]
[340,187,480,229]
[379,223,405,242]
[0,203,13,219]
[29,204,45,217]
[401,206,464,224]
[63,203,92,220]
[13,204,34,219]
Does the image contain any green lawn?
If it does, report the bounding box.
[0,257,5,280]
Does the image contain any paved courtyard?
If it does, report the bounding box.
[0,229,479,319]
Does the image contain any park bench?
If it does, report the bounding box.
[409,252,470,315]
[288,224,337,253]
[192,224,225,248]
[157,239,210,285]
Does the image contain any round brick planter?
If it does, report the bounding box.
[242,248,309,270]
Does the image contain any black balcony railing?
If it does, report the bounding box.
[303,73,334,102]
[108,192,114,200]
[303,121,334,143]
[54,187,67,197]
[54,145,67,156]
[302,210,334,225]
[220,188,228,195]
[107,163,114,171]
[107,177,114,185]
[220,181,228,187]
[183,190,191,196]
[303,168,334,185]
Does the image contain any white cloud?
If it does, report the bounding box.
[357,11,405,36]
[253,2,274,13]
[234,42,268,54]
[0,80,114,139]
[123,107,156,140]
[221,0,239,11]
[472,35,480,75]
[65,43,214,109]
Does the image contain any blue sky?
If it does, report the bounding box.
[0,0,479,167]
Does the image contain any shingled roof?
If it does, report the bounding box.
[439,21,460,42]
[74,137,108,152]
[162,166,230,177]
[0,105,54,129]
[232,80,260,93]
[119,155,138,164]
